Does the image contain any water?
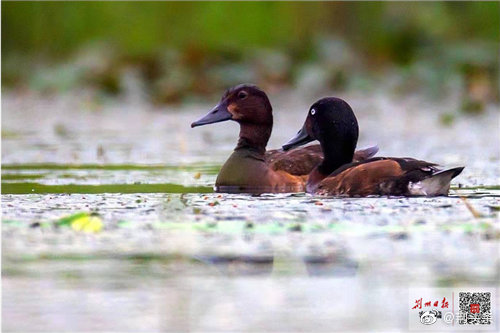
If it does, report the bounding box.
[2,92,499,331]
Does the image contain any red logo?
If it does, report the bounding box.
[470,304,480,314]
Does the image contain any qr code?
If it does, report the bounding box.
[459,292,491,325]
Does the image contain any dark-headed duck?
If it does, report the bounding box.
[283,97,464,196]
[191,84,378,193]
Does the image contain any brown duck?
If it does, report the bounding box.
[191,84,378,193]
[283,97,464,196]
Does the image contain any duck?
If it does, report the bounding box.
[282,97,464,196]
[191,84,379,194]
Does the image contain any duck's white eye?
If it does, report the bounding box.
[310,108,316,115]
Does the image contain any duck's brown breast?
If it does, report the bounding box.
[216,149,305,193]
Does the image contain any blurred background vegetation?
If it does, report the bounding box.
[2,1,499,111]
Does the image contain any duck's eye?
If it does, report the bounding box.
[310,108,316,115]
[237,91,248,99]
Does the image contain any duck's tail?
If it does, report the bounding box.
[408,166,465,196]
[353,145,379,162]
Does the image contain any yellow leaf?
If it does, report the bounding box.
[71,216,103,233]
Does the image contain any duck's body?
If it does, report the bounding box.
[283,97,464,197]
[313,157,464,196]
[191,84,378,194]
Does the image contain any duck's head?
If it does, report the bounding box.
[191,84,272,128]
[282,97,359,151]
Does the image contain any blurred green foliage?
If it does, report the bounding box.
[4,1,498,60]
[2,1,499,106]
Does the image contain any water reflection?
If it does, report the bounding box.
[193,249,359,277]
[0,257,383,332]
[4,250,497,332]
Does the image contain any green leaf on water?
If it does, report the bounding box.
[2,219,23,227]
[462,223,475,233]
[117,220,133,228]
[479,222,492,230]
[55,212,89,226]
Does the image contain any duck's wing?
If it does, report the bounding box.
[266,145,323,176]
[267,145,379,176]
[317,157,464,196]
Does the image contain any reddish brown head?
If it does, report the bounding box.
[191,84,273,128]
[192,84,274,153]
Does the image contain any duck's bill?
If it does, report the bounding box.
[191,103,232,128]
[282,125,314,151]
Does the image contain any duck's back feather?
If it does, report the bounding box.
[266,145,323,176]
[266,145,379,176]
